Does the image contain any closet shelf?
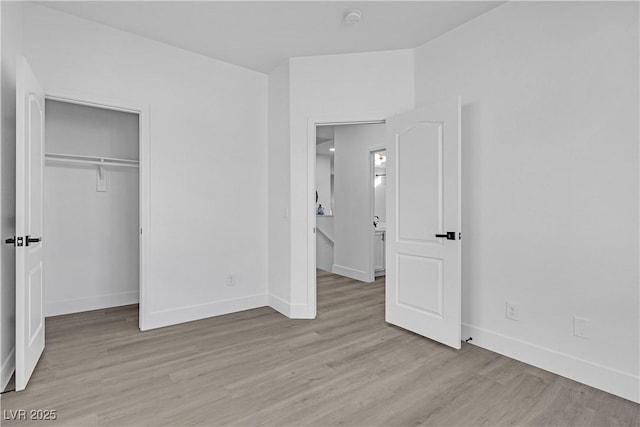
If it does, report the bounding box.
[44,152,139,168]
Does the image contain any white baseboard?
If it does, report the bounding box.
[316,262,333,273]
[1,347,15,392]
[268,294,311,319]
[332,264,369,282]
[144,294,268,330]
[462,323,640,403]
[45,291,139,317]
[268,293,291,317]
[290,305,312,318]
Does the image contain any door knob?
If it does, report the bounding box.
[435,232,456,240]
[25,235,42,246]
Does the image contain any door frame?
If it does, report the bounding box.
[43,90,150,331]
[306,113,387,318]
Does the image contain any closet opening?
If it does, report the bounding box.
[43,98,142,325]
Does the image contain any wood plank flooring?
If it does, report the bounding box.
[1,270,638,426]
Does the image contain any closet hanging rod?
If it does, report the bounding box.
[44,152,139,168]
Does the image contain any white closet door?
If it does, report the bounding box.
[15,57,46,391]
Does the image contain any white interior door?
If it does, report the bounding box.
[385,99,462,349]
[15,57,45,391]
[332,123,385,282]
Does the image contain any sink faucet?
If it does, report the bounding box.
[373,216,380,228]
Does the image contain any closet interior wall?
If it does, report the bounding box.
[44,100,140,317]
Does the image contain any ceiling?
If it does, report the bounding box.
[40,1,504,73]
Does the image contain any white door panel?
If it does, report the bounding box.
[15,57,45,391]
[386,99,461,349]
[397,122,443,244]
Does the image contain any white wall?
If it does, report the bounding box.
[315,154,331,213]
[414,1,639,402]
[23,4,269,329]
[0,0,23,391]
[267,60,291,316]
[284,50,415,316]
[44,100,139,316]
[333,124,385,282]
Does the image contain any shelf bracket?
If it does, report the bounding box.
[96,162,107,192]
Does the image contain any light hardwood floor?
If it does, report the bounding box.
[2,271,638,426]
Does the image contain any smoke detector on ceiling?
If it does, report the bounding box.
[344,9,362,25]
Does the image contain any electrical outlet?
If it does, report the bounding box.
[573,316,590,339]
[505,301,519,321]
[226,273,236,286]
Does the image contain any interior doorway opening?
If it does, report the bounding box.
[313,121,386,314]
[43,98,142,322]
[14,59,149,391]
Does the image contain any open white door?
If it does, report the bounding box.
[385,99,461,349]
[15,57,45,391]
